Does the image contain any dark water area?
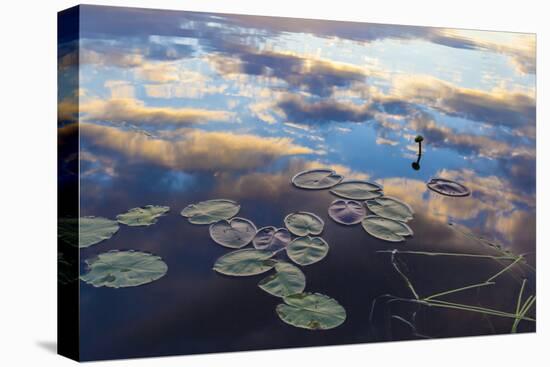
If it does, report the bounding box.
[77,158,535,361]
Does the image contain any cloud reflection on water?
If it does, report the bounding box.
[69,5,536,359]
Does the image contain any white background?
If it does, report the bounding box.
[0,0,547,365]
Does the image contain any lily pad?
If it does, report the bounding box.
[258,262,306,297]
[58,217,78,247]
[291,169,343,189]
[80,250,168,288]
[79,216,120,248]
[427,178,471,197]
[209,217,257,248]
[116,205,170,226]
[284,211,324,236]
[181,199,240,224]
[330,180,383,200]
[328,199,367,225]
[58,251,77,285]
[213,249,275,276]
[287,236,329,266]
[253,226,292,251]
[361,215,413,242]
[276,292,346,330]
[366,196,414,222]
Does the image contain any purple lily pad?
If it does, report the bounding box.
[253,226,292,252]
[328,199,367,225]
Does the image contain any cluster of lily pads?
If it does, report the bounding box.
[59,205,171,288]
[180,198,346,330]
[292,169,415,243]
[63,163,473,331]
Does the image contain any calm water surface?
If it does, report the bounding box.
[59,5,536,360]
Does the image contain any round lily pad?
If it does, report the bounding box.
[181,199,240,224]
[366,196,414,222]
[258,262,306,297]
[330,180,383,200]
[287,236,329,266]
[427,178,471,197]
[209,217,257,248]
[291,169,343,189]
[284,211,324,236]
[213,249,275,276]
[276,292,347,330]
[79,216,120,248]
[253,226,292,251]
[328,199,367,225]
[80,250,168,288]
[116,205,170,226]
[361,215,413,242]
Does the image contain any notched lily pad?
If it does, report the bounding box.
[427,178,471,197]
[330,180,383,200]
[258,262,306,297]
[213,249,275,276]
[291,169,343,189]
[284,211,324,236]
[209,217,257,248]
[80,250,168,288]
[116,205,170,226]
[276,292,346,330]
[287,236,329,266]
[253,226,292,251]
[361,215,413,242]
[328,199,367,225]
[181,199,240,224]
[366,196,414,222]
[79,216,120,248]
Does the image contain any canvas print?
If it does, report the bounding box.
[58,5,536,361]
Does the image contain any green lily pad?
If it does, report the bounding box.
[330,180,383,200]
[80,250,168,288]
[291,169,343,189]
[258,262,306,297]
[361,215,413,242]
[209,217,257,248]
[284,211,324,236]
[79,216,120,248]
[116,205,170,226]
[427,178,471,197]
[328,199,367,225]
[366,196,414,222]
[181,199,240,224]
[276,292,346,330]
[253,226,292,251]
[58,251,77,285]
[58,217,78,247]
[287,236,329,266]
[213,249,275,276]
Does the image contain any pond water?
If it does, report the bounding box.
[58,5,536,361]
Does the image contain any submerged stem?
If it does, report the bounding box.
[391,250,420,300]
[378,249,516,260]
[372,296,535,324]
[426,300,535,322]
[424,282,495,301]
[487,256,523,282]
[515,279,527,315]
[512,294,536,333]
